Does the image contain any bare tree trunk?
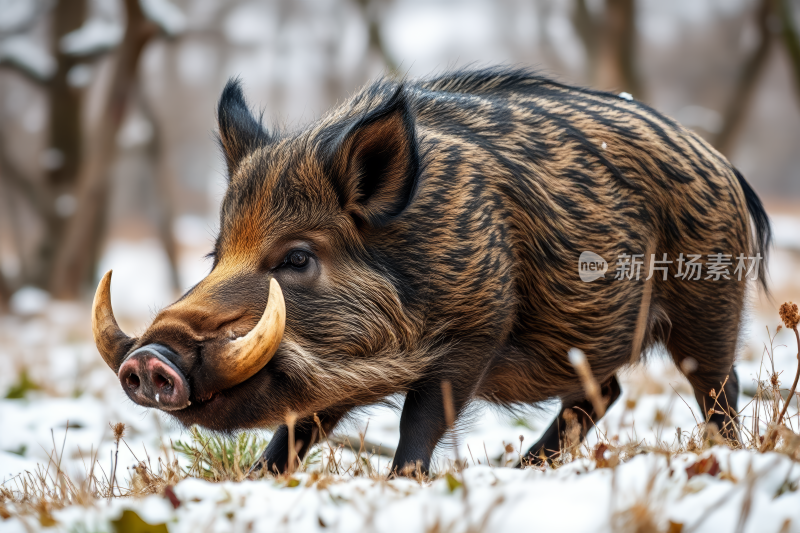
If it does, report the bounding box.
[777,0,800,103]
[0,169,17,312]
[0,269,10,313]
[48,0,86,189]
[34,0,87,288]
[595,0,642,97]
[49,0,157,299]
[139,91,181,293]
[355,0,398,74]
[573,0,599,83]
[0,184,26,289]
[714,0,773,156]
[0,140,37,289]
[536,1,570,76]
[0,133,47,217]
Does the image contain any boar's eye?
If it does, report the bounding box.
[286,250,310,269]
[273,247,319,282]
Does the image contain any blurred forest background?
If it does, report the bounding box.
[0,0,799,320]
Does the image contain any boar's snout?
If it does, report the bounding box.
[118,344,191,411]
[93,272,288,404]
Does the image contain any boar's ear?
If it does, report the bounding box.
[327,86,419,228]
[217,78,270,177]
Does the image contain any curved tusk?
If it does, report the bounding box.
[92,270,135,372]
[214,278,286,389]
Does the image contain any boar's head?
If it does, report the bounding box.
[92,80,429,431]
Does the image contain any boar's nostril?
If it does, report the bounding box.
[124,373,140,390]
[152,372,173,391]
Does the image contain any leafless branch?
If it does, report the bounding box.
[777,0,800,103]
[0,134,48,216]
[0,269,10,312]
[0,172,17,311]
[354,0,398,74]
[714,0,774,155]
[50,0,158,298]
[595,0,643,97]
[0,60,52,84]
[138,90,181,293]
[573,0,598,82]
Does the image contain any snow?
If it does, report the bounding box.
[3,450,800,532]
[0,452,37,481]
[222,3,277,46]
[66,63,94,89]
[0,35,56,80]
[0,0,43,33]
[619,92,634,101]
[9,286,50,316]
[140,0,187,37]
[772,215,800,252]
[60,18,123,56]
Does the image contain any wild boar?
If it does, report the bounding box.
[92,68,770,475]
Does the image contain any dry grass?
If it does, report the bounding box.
[3,302,800,532]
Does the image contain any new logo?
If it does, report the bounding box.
[579,251,608,282]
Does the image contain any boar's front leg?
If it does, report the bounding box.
[521,375,621,466]
[249,410,344,476]
[391,377,473,477]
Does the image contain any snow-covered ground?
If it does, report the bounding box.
[4,449,800,533]
[2,214,800,532]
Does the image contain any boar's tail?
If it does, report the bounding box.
[734,168,771,294]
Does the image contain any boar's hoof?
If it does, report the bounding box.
[118,344,190,411]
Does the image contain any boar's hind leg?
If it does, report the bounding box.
[667,312,741,442]
[521,376,621,466]
[695,368,739,442]
[663,276,744,442]
[249,411,345,476]
[677,352,740,442]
